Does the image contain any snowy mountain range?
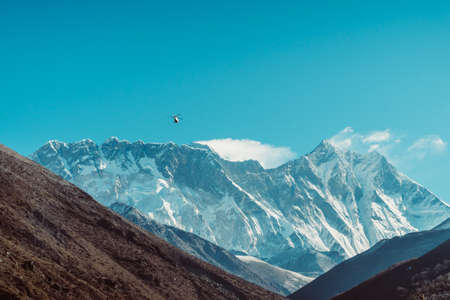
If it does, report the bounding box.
[31,137,450,271]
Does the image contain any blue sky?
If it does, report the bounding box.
[2,1,450,203]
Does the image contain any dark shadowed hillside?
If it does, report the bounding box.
[332,239,450,300]
[0,144,284,300]
[289,226,450,300]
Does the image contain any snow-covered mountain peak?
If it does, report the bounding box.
[78,138,95,144]
[307,140,342,163]
[103,136,129,144]
[72,138,98,153]
[47,139,66,148]
[32,138,450,262]
[42,140,64,154]
[190,142,213,150]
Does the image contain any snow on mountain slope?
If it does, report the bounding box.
[31,138,450,264]
[110,202,298,295]
[267,248,344,277]
[236,255,313,295]
[433,217,450,230]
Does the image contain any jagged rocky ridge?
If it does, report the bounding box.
[31,137,450,268]
[110,202,311,295]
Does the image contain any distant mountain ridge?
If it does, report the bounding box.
[31,137,450,269]
[267,247,344,277]
[289,223,450,300]
[332,239,450,300]
[110,202,311,295]
[433,217,450,230]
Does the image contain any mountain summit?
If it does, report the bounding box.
[32,138,449,267]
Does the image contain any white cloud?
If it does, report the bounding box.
[329,127,447,167]
[337,138,353,149]
[342,126,354,134]
[363,130,391,144]
[368,144,380,152]
[329,127,365,152]
[329,128,394,150]
[195,138,297,169]
[408,135,447,159]
[329,128,357,150]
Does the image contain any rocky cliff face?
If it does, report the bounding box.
[31,137,450,263]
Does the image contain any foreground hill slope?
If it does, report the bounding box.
[0,144,283,300]
[332,239,450,300]
[289,224,450,300]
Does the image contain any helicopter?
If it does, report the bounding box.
[171,114,182,124]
